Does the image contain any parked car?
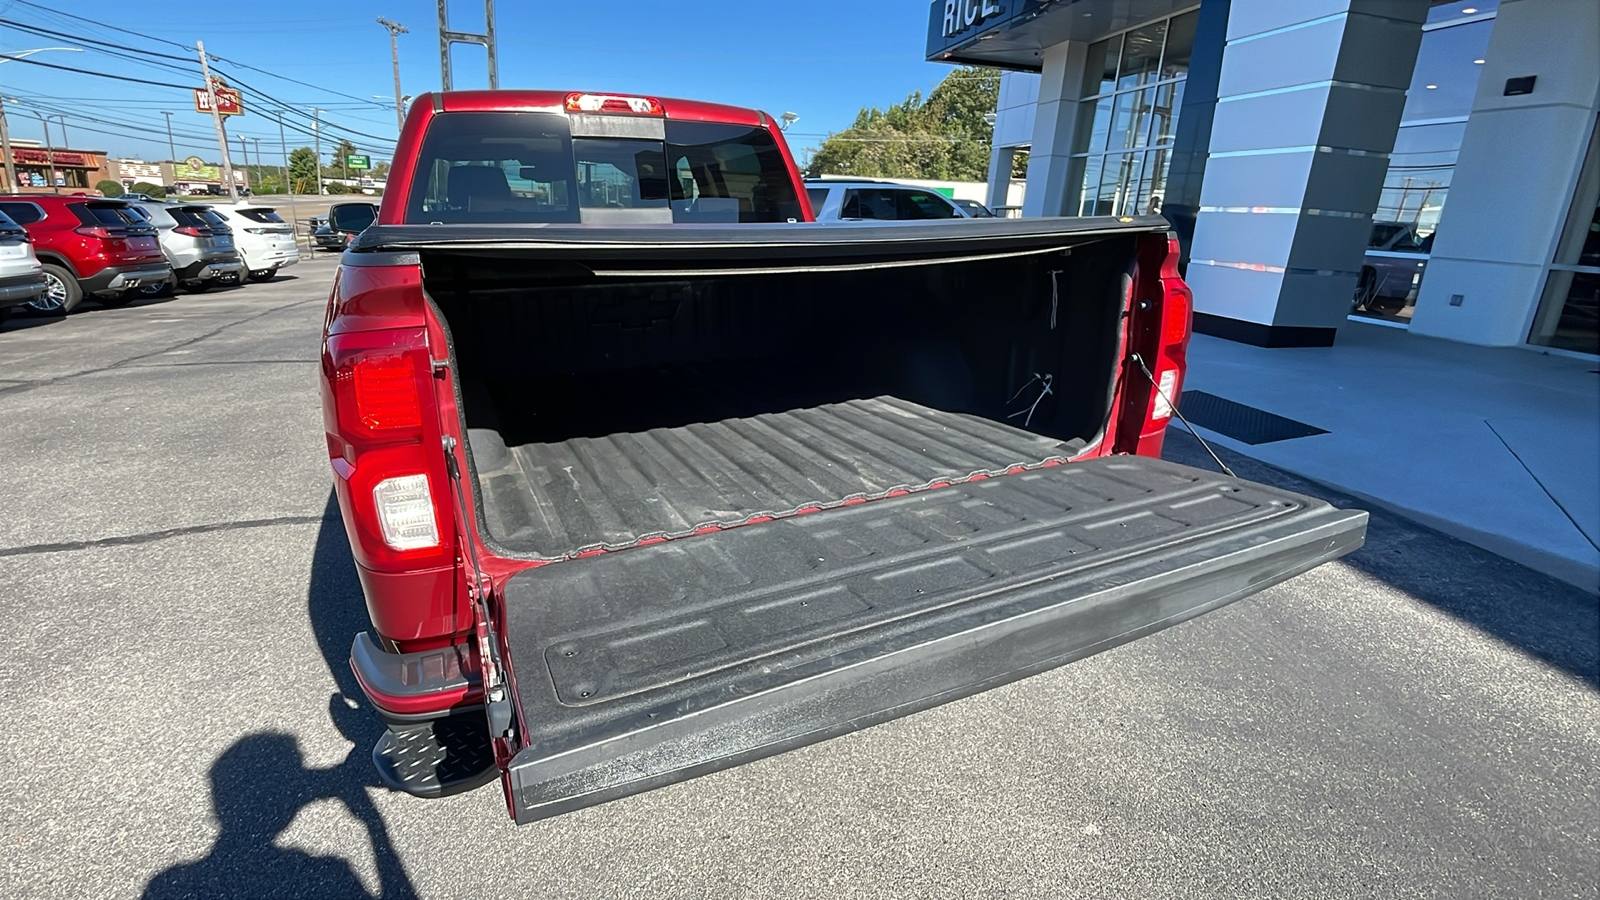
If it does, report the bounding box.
[1352,220,1433,315]
[114,192,162,203]
[952,197,996,217]
[0,206,46,326]
[0,195,171,314]
[124,200,245,294]
[313,201,379,251]
[805,179,972,221]
[207,204,300,281]
[325,89,1367,823]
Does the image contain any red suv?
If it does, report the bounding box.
[0,195,173,315]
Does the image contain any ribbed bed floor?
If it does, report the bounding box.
[465,395,1082,560]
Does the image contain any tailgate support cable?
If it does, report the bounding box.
[1129,352,1236,478]
[442,435,515,742]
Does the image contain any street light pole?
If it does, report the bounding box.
[377,17,409,134]
[311,108,323,196]
[276,112,302,250]
[39,112,56,194]
[162,111,176,161]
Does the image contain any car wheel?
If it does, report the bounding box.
[139,280,175,298]
[30,264,83,315]
[182,281,211,294]
[247,269,275,283]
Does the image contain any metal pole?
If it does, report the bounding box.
[238,134,249,191]
[162,111,175,161]
[437,1,450,91]
[252,138,263,191]
[485,0,497,88]
[40,113,56,194]
[196,41,239,203]
[312,108,323,196]
[0,96,16,193]
[276,112,302,251]
[378,18,409,134]
[51,115,68,151]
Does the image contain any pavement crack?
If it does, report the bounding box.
[0,514,337,558]
[0,296,325,398]
[1485,419,1600,554]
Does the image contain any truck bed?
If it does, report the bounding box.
[467,396,1083,560]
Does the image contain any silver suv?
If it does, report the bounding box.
[125,201,245,294]
[804,180,973,221]
[0,207,45,327]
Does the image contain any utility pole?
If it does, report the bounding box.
[0,96,16,193]
[238,134,250,192]
[252,137,263,191]
[40,113,56,194]
[377,17,409,133]
[311,108,323,196]
[161,111,176,161]
[196,40,239,203]
[276,112,302,249]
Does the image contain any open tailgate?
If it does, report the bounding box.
[499,455,1365,823]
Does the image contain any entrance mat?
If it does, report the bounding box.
[1178,391,1328,445]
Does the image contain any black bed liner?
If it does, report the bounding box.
[468,396,1083,560]
[500,454,1367,823]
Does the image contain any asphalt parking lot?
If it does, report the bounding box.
[1,255,1595,899]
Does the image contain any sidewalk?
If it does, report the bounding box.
[1179,321,1600,593]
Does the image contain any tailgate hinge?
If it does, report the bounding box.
[442,435,516,742]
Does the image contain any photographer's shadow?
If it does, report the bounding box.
[144,494,416,899]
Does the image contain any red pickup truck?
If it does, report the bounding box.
[322,90,1367,823]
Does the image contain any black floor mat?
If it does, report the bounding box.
[467,396,1081,559]
[1178,391,1329,445]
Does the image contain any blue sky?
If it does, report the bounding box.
[0,0,954,168]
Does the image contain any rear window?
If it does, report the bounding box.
[79,203,147,228]
[237,208,286,224]
[406,111,802,225]
[665,120,803,223]
[0,202,43,225]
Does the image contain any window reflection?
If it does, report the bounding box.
[1070,11,1192,218]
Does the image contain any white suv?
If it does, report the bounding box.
[804,180,975,221]
[208,204,300,282]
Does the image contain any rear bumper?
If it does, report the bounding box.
[499,456,1368,823]
[0,271,46,307]
[174,256,245,282]
[349,632,482,727]
[80,263,174,295]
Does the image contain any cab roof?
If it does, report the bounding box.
[428,91,768,127]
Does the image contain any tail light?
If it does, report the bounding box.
[565,92,664,115]
[325,328,453,571]
[173,226,203,237]
[1121,234,1192,457]
[73,226,111,239]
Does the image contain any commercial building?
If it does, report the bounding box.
[930,0,1598,356]
[5,142,111,193]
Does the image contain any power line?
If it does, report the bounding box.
[4,0,194,51]
[0,54,191,89]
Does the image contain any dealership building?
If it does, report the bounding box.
[930,0,1598,356]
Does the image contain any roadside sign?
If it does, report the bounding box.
[194,82,243,116]
[346,155,371,170]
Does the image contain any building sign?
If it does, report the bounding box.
[117,161,163,180]
[12,148,98,168]
[940,0,1006,38]
[194,78,243,116]
[170,159,245,184]
[925,0,1041,62]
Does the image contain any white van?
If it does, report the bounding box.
[208,204,300,282]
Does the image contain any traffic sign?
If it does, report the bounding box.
[346,155,371,170]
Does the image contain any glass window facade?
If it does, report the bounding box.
[1351,8,1495,324]
[1070,9,1198,217]
[1529,116,1600,355]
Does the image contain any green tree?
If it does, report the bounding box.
[326,139,359,178]
[288,147,318,193]
[804,68,1000,181]
[95,179,123,197]
[131,181,166,198]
